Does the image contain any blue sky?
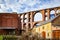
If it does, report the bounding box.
[0,0,60,13]
[0,0,60,21]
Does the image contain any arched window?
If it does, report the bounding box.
[34,12,42,21]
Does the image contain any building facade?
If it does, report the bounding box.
[0,13,21,35]
[32,14,60,39]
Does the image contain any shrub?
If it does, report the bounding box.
[3,35,17,40]
[0,35,3,40]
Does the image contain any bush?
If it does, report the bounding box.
[3,35,17,40]
[0,35,3,40]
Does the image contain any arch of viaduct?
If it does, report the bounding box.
[18,7,60,31]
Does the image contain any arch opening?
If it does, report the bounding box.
[56,9,60,15]
[21,15,23,19]
[50,10,55,19]
[25,14,28,18]
[24,19,28,23]
[34,12,42,22]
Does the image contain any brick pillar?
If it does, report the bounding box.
[32,12,35,22]
[22,14,24,29]
[47,9,50,20]
[18,14,21,28]
[18,14,22,35]
[54,8,57,16]
[41,10,45,21]
[30,12,33,22]
[27,13,30,24]
[31,12,33,29]
[26,13,29,32]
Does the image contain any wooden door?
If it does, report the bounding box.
[42,31,46,38]
[52,30,60,39]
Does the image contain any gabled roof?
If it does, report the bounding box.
[36,14,60,26]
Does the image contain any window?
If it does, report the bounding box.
[39,28,40,31]
[47,33,49,37]
[42,26,44,29]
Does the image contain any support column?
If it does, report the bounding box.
[30,12,33,22]
[18,14,21,35]
[30,12,33,29]
[32,12,35,22]
[41,10,45,21]
[26,13,29,32]
[22,14,24,29]
[47,9,50,20]
[27,12,30,23]
[32,12,35,28]
[54,8,57,16]
[18,14,21,28]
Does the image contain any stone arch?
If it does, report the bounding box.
[24,19,28,23]
[50,10,55,19]
[42,31,46,38]
[33,22,40,27]
[34,12,42,21]
[21,14,23,19]
[56,9,60,14]
[25,14,28,18]
[24,14,28,23]
[20,14,23,23]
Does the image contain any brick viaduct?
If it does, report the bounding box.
[0,7,60,34]
[17,7,60,31]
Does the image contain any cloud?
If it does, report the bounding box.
[0,0,60,13]
[4,0,19,5]
[0,0,5,4]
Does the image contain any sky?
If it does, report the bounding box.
[0,0,60,13]
[0,0,60,21]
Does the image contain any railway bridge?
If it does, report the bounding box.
[18,7,60,31]
[0,7,60,34]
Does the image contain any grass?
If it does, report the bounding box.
[0,35,3,40]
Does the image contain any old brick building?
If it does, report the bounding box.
[0,13,21,35]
